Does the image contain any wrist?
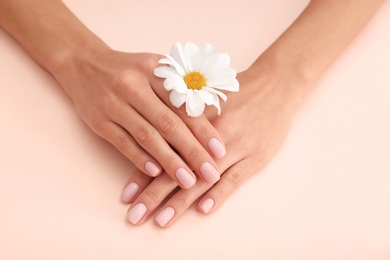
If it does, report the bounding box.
[50,33,112,97]
[49,32,111,77]
[246,53,310,115]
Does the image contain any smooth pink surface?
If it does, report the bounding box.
[1,1,390,259]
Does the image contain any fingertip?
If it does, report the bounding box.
[199,198,215,214]
[175,168,196,189]
[155,207,175,228]
[121,182,140,203]
[200,162,220,184]
[127,202,147,225]
[145,161,161,177]
[208,138,226,158]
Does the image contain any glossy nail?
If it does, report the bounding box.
[145,161,160,177]
[208,138,226,158]
[155,207,175,227]
[200,198,215,214]
[121,182,139,203]
[200,162,220,184]
[127,203,147,224]
[176,168,196,189]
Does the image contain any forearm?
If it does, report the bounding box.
[0,0,109,77]
[251,0,384,106]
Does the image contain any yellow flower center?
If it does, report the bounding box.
[183,72,206,90]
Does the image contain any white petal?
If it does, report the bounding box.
[201,53,231,78]
[186,90,205,117]
[196,89,215,105]
[169,90,186,108]
[171,42,189,73]
[206,67,237,87]
[203,86,227,101]
[212,94,222,115]
[158,55,186,76]
[164,75,188,93]
[170,43,185,69]
[184,42,199,72]
[211,79,240,92]
[154,66,180,79]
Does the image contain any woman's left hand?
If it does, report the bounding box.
[121,66,302,227]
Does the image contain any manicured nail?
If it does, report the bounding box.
[208,138,226,158]
[200,198,215,214]
[145,161,160,177]
[175,168,196,189]
[121,182,139,203]
[155,207,175,227]
[127,203,147,224]
[200,162,220,184]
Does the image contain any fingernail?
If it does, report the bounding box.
[155,207,175,227]
[121,182,139,203]
[200,198,215,214]
[145,161,160,177]
[175,168,196,189]
[200,162,220,184]
[208,138,226,158]
[127,203,147,224]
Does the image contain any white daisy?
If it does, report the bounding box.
[154,42,239,117]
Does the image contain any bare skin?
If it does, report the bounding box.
[0,0,226,189]
[121,0,385,227]
[0,0,384,227]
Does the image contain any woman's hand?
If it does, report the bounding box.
[121,67,301,226]
[120,0,385,226]
[0,0,225,189]
[55,49,225,189]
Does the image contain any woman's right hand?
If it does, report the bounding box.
[55,49,225,189]
[0,0,225,189]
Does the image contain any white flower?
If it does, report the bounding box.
[154,42,239,117]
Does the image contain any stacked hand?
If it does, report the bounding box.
[55,50,226,190]
[122,66,299,227]
[1,0,383,229]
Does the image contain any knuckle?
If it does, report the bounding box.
[187,148,202,162]
[142,189,161,206]
[139,55,159,73]
[171,197,190,210]
[130,152,144,168]
[224,170,243,186]
[114,136,131,153]
[87,112,104,133]
[134,125,155,146]
[196,124,212,138]
[159,113,179,135]
[112,70,141,96]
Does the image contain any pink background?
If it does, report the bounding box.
[1,0,390,259]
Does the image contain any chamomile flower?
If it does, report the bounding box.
[154,42,239,117]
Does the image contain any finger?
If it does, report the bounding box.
[197,158,255,214]
[151,76,227,159]
[154,158,255,228]
[112,102,197,189]
[125,173,178,225]
[96,120,163,178]
[116,73,221,187]
[124,148,241,227]
[121,169,154,203]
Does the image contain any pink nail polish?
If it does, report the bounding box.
[175,168,196,189]
[200,162,220,184]
[121,182,139,203]
[155,207,175,227]
[200,198,215,214]
[127,203,147,224]
[208,138,226,158]
[145,161,160,177]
